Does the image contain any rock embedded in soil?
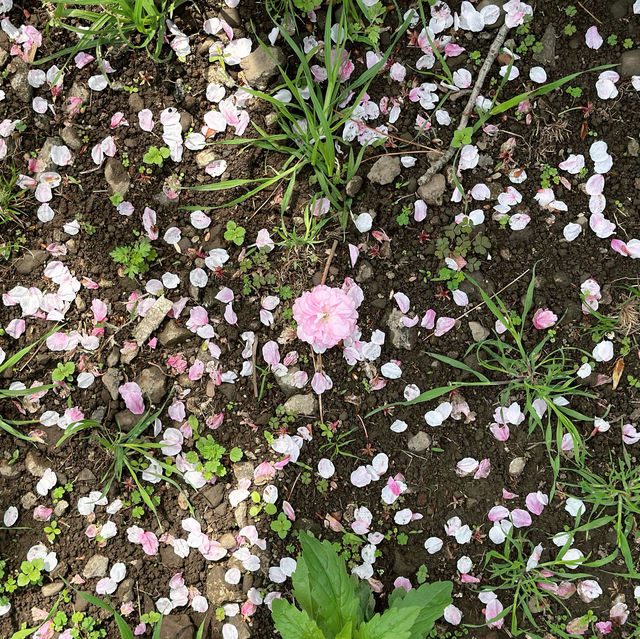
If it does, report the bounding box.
[82,554,109,579]
[65,81,89,113]
[610,0,632,18]
[206,565,244,603]
[104,158,130,197]
[356,260,374,283]
[207,65,235,87]
[21,492,37,509]
[345,175,363,197]
[367,155,401,186]
[115,410,141,431]
[60,125,83,151]
[25,450,49,477]
[628,138,640,157]
[201,483,225,508]
[532,24,556,67]
[224,616,250,639]
[468,321,490,342]
[132,295,174,345]
[240,46,285,90]
[157,320,193,347]
[283,393,317,416]
[158,614,194,639]
[36,137,64,174]
[509,457,527,476]
[135,366,167,404]
[9,66,32,103]
[219,6,241,27]
[620,50,640,76]
[195,149,218,168]
[275,366,302,396]
[53,500,69,517]
[0,460,22,478]
[41,582,64,597]
[233,461,255,484]
[102,368,122,401]
[386,307,417,351]
[407,431,432,453]
[15,249,47,275]
[417,172,446,206]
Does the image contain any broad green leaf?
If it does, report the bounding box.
[389,581,452,639]
[72,590,134,639]
[271,599,326,639]
[354,607,419,639]
[297,532,358,638]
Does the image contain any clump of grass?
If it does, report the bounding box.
[0,164,28,225]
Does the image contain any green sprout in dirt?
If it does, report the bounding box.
[51,361,75,383]
[223,220,246,246]
[582,285,640,342]
[318,421,358,459]
[110,239,158,279]
[40,0,188,67]
[563,23,577,36]
[56,397,190,528]
[249,491,277,518]
[565,442,640,572]
[275,194,329,248]
[433,218,490,273]
[17,558,44,587]
[270,511,292,539]
[109,192,124,207]
[271,531,452,639]
[396,205,411,227]
[539,164,560,189]
[186,6,412,226]
[566,85,583,98]
[44,520,62,543]
[623,37,634,49]
[607,34,618,46]
[143,145,171,167]
[52,482,73,503]
[184,435,243,481]
[368,267,595,493]
[0,164,28,225]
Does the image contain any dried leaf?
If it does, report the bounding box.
[612,357,625,390]
[579,121,588,140]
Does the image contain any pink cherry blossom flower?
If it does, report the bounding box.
[532,308,557,329]
[292,285,358,352]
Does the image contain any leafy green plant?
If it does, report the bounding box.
[44,520,62,543]
[0,164,28,225]
[319,422,358,459]
[563,23,576,36]
[143,146,171,167]
[110,239,158,278]
[270,512,292,539]
[51,361,75,383]
[56,396,189,527]
[623,37,634,49]
[483,527,620,638]
[564,5,577,16]
[396,206,410,227]
[271,531,452,639]
[184,435,242,480]
[1,329,58,441]
[40,0,187,67]
[186,6,412,224]
[607,34,618,46]
[249,491,277,518]
[17,559,44,587]
[433,218,490,272]
[223,220,246,246]
[566,85,582,98]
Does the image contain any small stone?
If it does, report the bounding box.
[21,492,37,509]
[66,81,89,112]
[241,46,286,90]
[219,533,237,549]
[207,66,235,87]
[157,321,193,347]
[610,0,632,18]
[54,500,69,517]
[128,93,144,111]
[74,294,86,312]
[275,367,302,396]
[233,461,255,484]
[219,6,241,27]
[83,554,109,579]
[407,431,431,453]
[225,616,250,639]
[115,410,140,431]
[102,368,122,401]
[41,582,64,597]
[77,468,96,482]
[179,111,193,133]
[356,260,374,283]
[158,614,194,639]
[15,250,47,275]
[386,308,416,351]
[135,367,167,404]
[469,321,489,342]
[201,483,225,508]
[367,155,401,185]
[628,138,639,158]
[509,457,527,476]
[61,125,83,151]
[106,346,120,367]
[346,176,363,197]
[195,149,217,168]
[10,67,32,103]
[620,50,640,76]
[132,296,174,345]
[121,344,139,365]
[283,394,317,415]
[533,24,556,67]
[104,158,130,197]
[116,578,135,602]
[206,565,243,603]
[417,173,446,206]
[0,460,22,478]
[25,451,49,477]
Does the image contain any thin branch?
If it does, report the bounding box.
[419,22,511,186]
